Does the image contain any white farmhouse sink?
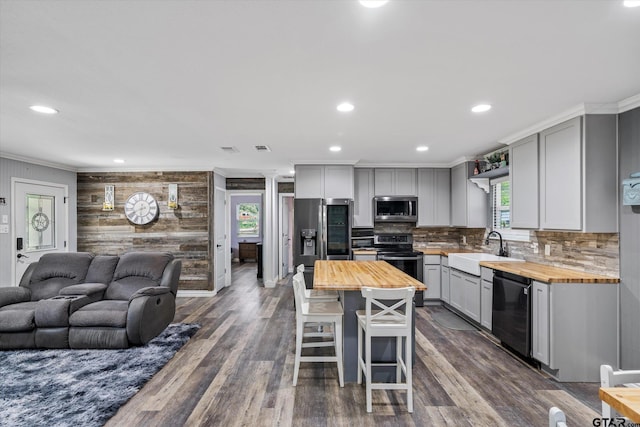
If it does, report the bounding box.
[448,253,524,276]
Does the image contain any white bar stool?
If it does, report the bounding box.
[292,272,344,387]
[356,286,415,413]
[296,264,339,301]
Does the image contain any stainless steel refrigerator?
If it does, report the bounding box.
[293,198,353,287]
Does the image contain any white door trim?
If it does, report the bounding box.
[227,189,265,280]
[279,192,294,279]
[11,177,69,285]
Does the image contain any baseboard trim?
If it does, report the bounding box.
[176,290,217,298]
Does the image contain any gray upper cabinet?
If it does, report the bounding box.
[417,168,450,227]
[374,168,417,196]
[539,115,617,232]
[295,165,354,199]
[294,165,324,198]
[353,168,374,227]
[451,162,487,228]
[510,134,539,229]
[324,165,354,199]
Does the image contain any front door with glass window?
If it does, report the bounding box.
[13,180,68,285]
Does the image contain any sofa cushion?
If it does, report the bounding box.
[85,255,119,284]
[69,300,129,327]
[0,302,38,332]
[28,252,94,301]
[105,252,173,300]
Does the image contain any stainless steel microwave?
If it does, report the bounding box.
[373,196,418,222]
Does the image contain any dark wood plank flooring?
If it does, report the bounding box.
[106,262,601,426]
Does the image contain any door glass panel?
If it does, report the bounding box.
[25,194,56,251]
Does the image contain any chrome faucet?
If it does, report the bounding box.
[486,230,507,257]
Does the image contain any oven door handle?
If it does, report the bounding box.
[378,256,422,261]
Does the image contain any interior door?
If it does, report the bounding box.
[13,180,68,285]
[214,186,227,293]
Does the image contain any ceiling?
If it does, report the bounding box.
[1,1,639,178]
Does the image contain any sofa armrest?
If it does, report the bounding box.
[126,288,176,345]
[129,286,171,301]
[59,282,108,297]
[0,287,31,308]
[35,295,92,327]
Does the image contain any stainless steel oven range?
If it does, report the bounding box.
[374,233,424,307]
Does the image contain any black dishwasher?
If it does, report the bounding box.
[492,270,532,358]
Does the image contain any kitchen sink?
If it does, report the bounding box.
[448,252,524,276]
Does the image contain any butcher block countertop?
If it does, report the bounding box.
[479,261,619,283]
[414,248,476,256]
[313,260,427,291]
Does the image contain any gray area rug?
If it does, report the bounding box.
[0,323,200,427]
[431,310,478,331]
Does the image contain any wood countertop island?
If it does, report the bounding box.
[313,260,426,291]
[478,261,619,283]
[599,388,640,422]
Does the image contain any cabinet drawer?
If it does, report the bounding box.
[423,255,441,265]
[480,267,494,282]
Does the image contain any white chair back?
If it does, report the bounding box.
[548,407,567,427]
[292,272,306,313]
[360,287,415,331]
[296,264,305,274]
[600,364,640,418]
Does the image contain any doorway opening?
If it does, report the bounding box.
[228,191,264,283]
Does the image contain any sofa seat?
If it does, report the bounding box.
[69,300,129,328]
[0,301,38,332]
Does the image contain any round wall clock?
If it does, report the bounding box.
[124,192,159,225]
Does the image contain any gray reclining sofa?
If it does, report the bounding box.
[0,251,181,349]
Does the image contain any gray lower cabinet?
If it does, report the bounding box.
[449,269,464,312]
[480,267,494,330]
[441,264,450,303]
[532,281,550,365]
[423,255,441,300]
[449,267,480,323]
[531,280,618,382]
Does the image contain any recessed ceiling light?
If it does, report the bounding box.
[359,0,389,8]
[289,170,295,175]
[330,146,342,152]
[471,104,492,113]
[623,1,640,7]
[416,146,429,152]
[113,159,125,164]
[29,105,59,114]
[336,102,355,112]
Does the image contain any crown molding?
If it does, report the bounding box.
[618,93,640,113]
[0,152,79,172]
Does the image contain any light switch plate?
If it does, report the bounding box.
[1,215,7,224]
[0,224,9,234]
[544,244,551,256]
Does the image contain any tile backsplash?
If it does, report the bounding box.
[411,227,619,277]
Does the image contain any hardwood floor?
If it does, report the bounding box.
[106,262,601,426]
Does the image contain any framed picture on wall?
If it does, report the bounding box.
[237,203,260,237]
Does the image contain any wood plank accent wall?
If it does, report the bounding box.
[226,178,265,190]
[278,182,294,193]
[77,171,212,291]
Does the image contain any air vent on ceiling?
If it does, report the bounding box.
[254,145,271,152]
[220,146,239,153]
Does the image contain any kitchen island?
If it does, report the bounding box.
[314,260,426,383]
